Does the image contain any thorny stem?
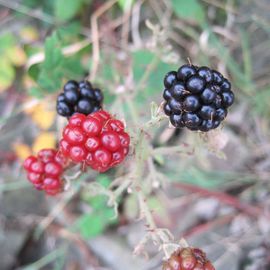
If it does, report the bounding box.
[67,101,185,254]
[137,189,157,230]
[130,112,182,254]
[133,129,157,230]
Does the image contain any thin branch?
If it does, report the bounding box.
[35,188,77,237]
[173,182,262,217]
[90,0,118,81]
[131,0,144,48]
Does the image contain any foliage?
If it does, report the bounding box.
[171,0,206,24]
[54,0,86,22]
[28,31,85,97]
[73,175,118,239]
[0,34,26,91]
[0,0,269,269]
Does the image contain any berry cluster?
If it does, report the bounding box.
[23,149,67,195]
[57,80,103,117]
[163,65,234,131]
[60,111,130,172]
[163,247,215,270]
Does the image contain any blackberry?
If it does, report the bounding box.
[162,64,234,131]
[56,80,104,117]
[164,71,177,88]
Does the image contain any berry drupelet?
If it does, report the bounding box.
[163,247,215,270]
[23,149,67,195]
[163,65,234,132]
[57,80,104,117]
[59,110,130,172]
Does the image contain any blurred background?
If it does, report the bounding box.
[0,0,270,269]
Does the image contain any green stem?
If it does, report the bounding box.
[113,178,132,198]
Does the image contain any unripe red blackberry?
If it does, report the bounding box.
[162,247,215,270]
[56,80,104,118]
[59,111,130,172]
[23,149,67,195]
[163,64,234,131]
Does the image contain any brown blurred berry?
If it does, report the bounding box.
[162,247,215,270]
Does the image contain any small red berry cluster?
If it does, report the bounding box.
[23,149,67,195]
[23,108,130,195]
[60,111,130,172]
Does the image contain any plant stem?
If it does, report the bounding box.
[144,114,167,129]
[133,129,158,230]
[137,189,157,230]
[113,178,132,198]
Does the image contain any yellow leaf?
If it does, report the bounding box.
[25,100,56,130]
[6,46,27,66]
[32,106,56,130]
[32,132,56,154]
[12,143,32,160]
[19,26,39,43]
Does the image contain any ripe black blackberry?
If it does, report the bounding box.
[163,65,234,132]
[56,80,104,117]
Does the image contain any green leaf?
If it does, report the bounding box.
[28,31,87,96]
[171,0,205,24]
[43,32,63,70]
[58,22,82,41]
[33,32,64,93]
[96,174,111,188]
[37,68,63,92]
[132,50,176,104]
[28,87,44,99]
[90,196,107,210]
[118,0,134,11]
[62,57,85,78]
[0,33,16,52]
[75,214,105,239]
[55,0,85,21]
[22,0,55,15]
[0,59,15,90]
[74,207,117,239]
[28,63,41,81]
